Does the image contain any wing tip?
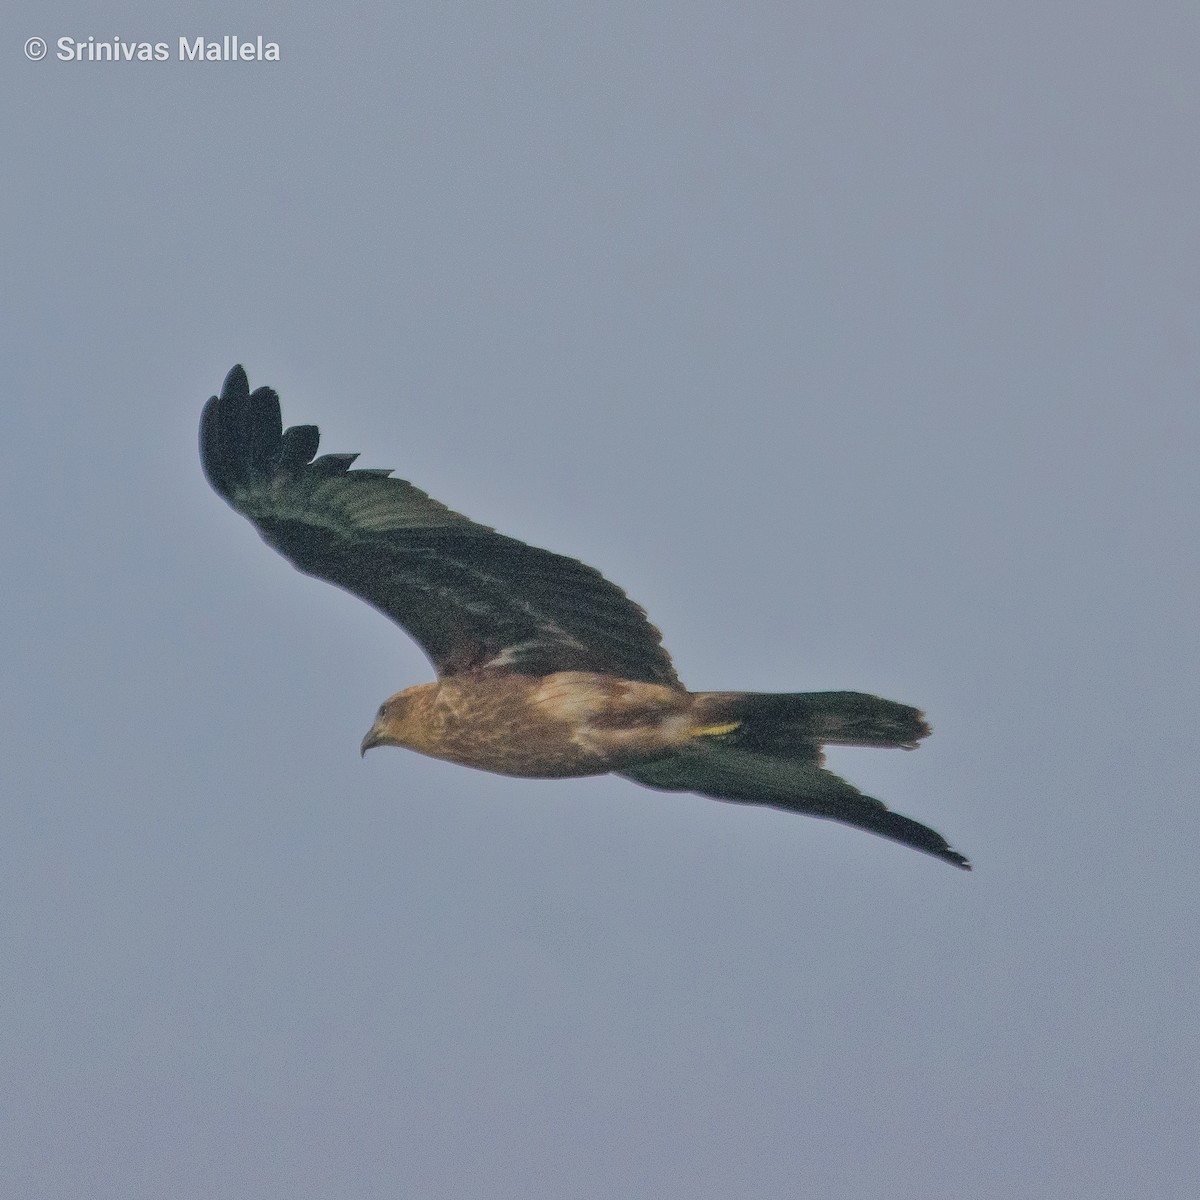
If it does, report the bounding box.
[200,364,292,501]
[222,363,250,401]
[878,810,972,870]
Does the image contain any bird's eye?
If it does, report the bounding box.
[377,705,387,719]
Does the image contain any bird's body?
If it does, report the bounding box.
[202,366,971,869]
[363,671,707,778]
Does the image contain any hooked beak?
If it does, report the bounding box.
[360,725,385,757]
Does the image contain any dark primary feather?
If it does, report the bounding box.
[200,365,679,685]
[621,744,971,869]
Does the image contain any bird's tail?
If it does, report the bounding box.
[688,689,931,752]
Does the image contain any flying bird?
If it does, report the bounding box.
[201,365,970,869]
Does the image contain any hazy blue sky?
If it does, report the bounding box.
[4,3,1197,1197]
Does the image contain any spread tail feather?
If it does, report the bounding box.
[621,742,970,869]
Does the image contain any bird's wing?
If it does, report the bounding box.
[200,366,679,685]
[620,742,970,868]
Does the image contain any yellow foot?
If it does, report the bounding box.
[690,720,741,738]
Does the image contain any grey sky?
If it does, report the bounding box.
[4,3,1198,1197]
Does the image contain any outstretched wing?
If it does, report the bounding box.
[200,365,679,685]
[620,743,970,869]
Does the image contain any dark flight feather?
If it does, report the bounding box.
[621,743,971,869]
[200,365,679,685]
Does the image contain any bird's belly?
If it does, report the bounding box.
[423,725,613,779]
[451,752,608,779]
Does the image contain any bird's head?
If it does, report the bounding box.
[360,685,436,757]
